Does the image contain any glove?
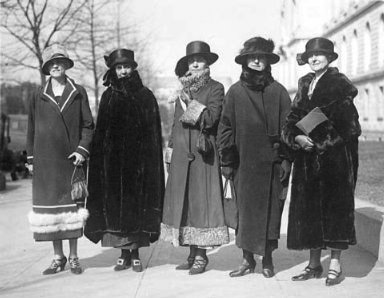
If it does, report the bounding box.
[221,166,234,180]
[280,159,291,186]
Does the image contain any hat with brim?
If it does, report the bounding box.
[104,49,138,69]
[235,37,280,65]
[175,41,218,77]
[297,37,338,66]
[42,44,74,75]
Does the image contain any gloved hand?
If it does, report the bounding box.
[295,135,314,152]
[280,159,291,186]
[221,166,234,180]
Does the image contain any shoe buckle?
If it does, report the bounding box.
[117,259,125,265]
[132,259,141,266]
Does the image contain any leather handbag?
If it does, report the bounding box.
[223,177,238,230]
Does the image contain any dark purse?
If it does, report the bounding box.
[196,119,213,156]
[223,178,238,230]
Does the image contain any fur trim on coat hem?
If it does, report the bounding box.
[160,223,229,247]
[28,208,89,233]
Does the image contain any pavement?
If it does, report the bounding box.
[1,178,384,298]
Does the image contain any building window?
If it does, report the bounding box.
[351,30,359,75]
[341,35,348,73]
[364,22,371,72]
[379,14,384,66]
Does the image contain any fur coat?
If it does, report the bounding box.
[84,71,165,244]
[282,67,361,250]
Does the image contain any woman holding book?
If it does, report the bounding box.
[281,37,361,286]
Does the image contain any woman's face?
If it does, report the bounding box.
[48,59,67,78]
[247,54,268,71]
[307,53,329,73]
[187,55,208,73]
[115,63,133,78]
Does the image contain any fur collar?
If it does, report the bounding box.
[111,70,143,96]
[293,67,357,110]
[240,65,274,91]
[179,68,210,93]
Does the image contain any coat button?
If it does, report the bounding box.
[187,153,195,161]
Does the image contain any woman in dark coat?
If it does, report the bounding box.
[27,44,94,275]
[84,49,164,272]
[281,38,361,286]
[161,41,229,275]
[217,37,292,278]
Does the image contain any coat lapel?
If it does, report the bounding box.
[41,78,62,117]
[60,77,79,114]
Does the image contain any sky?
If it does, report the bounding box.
[117,0,282,82]
[0,0,283,86]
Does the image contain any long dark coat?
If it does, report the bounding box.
[26,77,94,241]
[84,72,165,244]
[217,80,291,256]
[281,67,361,250]
[161,79,229,247]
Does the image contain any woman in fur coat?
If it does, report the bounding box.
[84,49,165,273]
[26,44,94,275]
[161,41,229,275]
[282,38,361,286]
[217,37,292,278]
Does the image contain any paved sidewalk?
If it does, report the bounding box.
[1,179,384,298]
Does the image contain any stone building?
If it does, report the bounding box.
[276,0,384,136]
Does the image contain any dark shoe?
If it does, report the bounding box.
[175,256,195,270]
[114,257,131,271]
[42,256,67,275]
[69,257,83,274]
[189,256,208,275]
[229,258,256,277]
[325,269,342,286]
[292,265,323,281]
[132,259,143,272]
[262,265,275,278]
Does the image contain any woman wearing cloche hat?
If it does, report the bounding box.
[84,48,164,273]
[282,37,361,286]
[217,36,292,278]
[27,43,94,275]
[161,41,229,275]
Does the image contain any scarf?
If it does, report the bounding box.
[179,68,211,93]
[240,65,274,91]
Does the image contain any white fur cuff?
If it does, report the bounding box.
[28,208,89,233]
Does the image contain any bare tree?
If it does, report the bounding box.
[0,0,87,84]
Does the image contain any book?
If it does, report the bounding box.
[295,107,328,135]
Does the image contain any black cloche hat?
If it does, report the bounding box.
[235,37,280,65]
[297,37,338,65]
[104,48,138,69]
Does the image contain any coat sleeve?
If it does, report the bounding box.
[281,78,307,151]
[26,88,39,164]
[200,82,225,132]
[165,100,179,163]
[217,87,238,167]
[75,86,95,158]
[278,87,294,161]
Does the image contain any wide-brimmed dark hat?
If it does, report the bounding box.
[175,41,219,77]
[297,37,338,65]
[104,48,138,69]
[42,44,74,75]
[235,37,280,65]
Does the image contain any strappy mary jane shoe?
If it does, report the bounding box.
[189,256,208,275]
[132,259,143,272]
[42,256,67,275]
[292,265,323,281]
[114,256,131,271]
[69,257,83,274]
[176,256,195,270]
[229,258,256,277]
[325,269,343,286]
